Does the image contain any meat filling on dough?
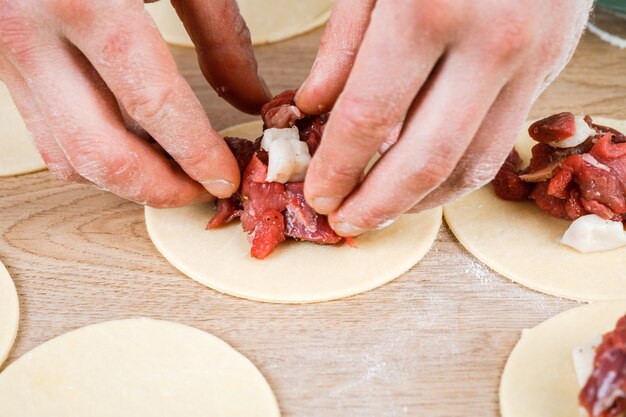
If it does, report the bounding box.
[493,113,626,252]
[578,315,626,417]
[207,90,354,259]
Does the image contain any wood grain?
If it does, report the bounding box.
[1,12,625,417]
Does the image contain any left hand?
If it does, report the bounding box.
[296,0,593,236]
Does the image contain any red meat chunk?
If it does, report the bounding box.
[492,149,532,201]
[548,151,626,220]
[247,209,286,260]
[223,136,260,172]
[492,115,626,224]
[206,197,241,230]
[284,183,342,245]
[261,90,302,129]
[529,182,569,219]
[580,315,626,417]
[528,112,576,143]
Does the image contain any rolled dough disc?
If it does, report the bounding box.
[500,300,626,417]
[145,121,442,304]
[0,82,46,177]
[146,0,333,47]
[0,261,19,367]
[444,117,626,302]
[0,318,280,417]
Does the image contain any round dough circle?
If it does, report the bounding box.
[145,121,442,304]
[146,0,332,48]
[0,318,280,417]
[444,117,626,302]
[500,300,626,417]
[0,261,19,367]
[0,82,46,177]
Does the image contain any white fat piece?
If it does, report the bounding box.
[560,214,626,253]
[261,127,312,183]
[550,115,597,148]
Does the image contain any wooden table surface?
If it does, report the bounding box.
[1,12,625,417]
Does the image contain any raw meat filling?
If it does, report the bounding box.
[580,315,626,417]
[207,90,350,259]
[493,113,626,224]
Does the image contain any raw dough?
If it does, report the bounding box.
[0,261,19,367]
[500,300,626,417]
[0,318,280,417]
[444,117,626,302]
[145,121,442,304]
[0,82,46,177]
[146,0,333,47]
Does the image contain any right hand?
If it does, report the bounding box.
[0,0,271,207]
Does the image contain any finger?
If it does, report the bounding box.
[294,0,375,114]
[171,0,271,114]
[0,59,84,182]
[304,2,446,215]
[328,52,510,236]
[410,79,537,212]
[58,3,240,198]
[7,36,207,207]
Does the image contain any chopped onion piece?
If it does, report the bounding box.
[261,127,312,183]
[561,214,626,253]
[550,115,596,148]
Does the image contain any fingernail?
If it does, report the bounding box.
[311,196,343,214]
[191,192,214,204]
[202,179,235,199]
[376,218,397,230]
[294,77,310,102]
[331,221,366,237]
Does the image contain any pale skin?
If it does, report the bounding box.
[0,0,593,235]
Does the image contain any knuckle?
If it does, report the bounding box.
[173,144,219,178]
[342,205,394,230]
[49,0,93,22]
[454,159,502,191]
[408,157,455,193]
[145,191,181,209]
[359,209,393,229]
[0,6,40,64]
[231,12,252,45]
[313,156,363,191]
[123,82,177,122]
[51,0,129,25]
[68,139,135,186]
[415,0,459,35]
[486,15,533,61]
[339,95,399,143]
[48,161,81,183]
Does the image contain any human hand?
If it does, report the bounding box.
[0,0,271,207]
[296,0,593,236]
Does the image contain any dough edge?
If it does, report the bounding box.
[0,261,19,368]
